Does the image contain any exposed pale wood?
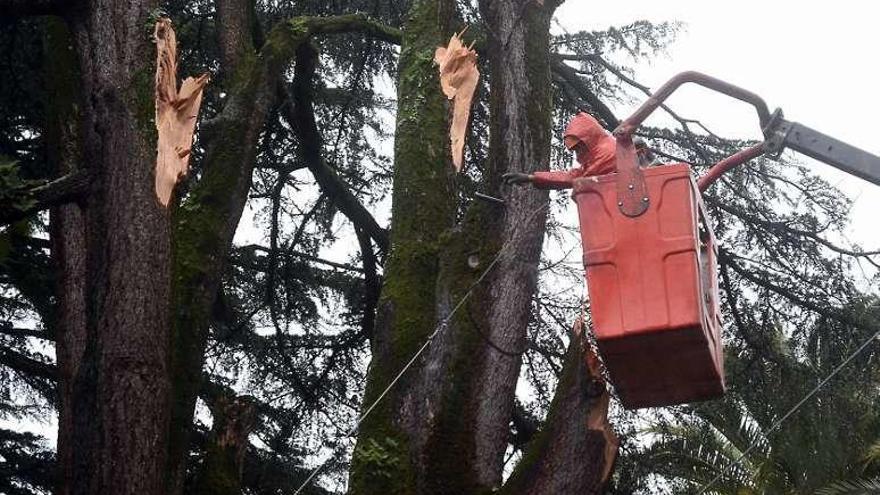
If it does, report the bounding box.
[579,322,619,487]
[501,319,619,495]
[434,31,479,172]
[153,18,209,207]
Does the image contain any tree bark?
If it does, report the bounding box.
[43,15,88,495]
[350,0,558,491]
[466,0,558,486]
[349,1,459,493]
[351,1,620,493]
[502,323,618,495]
[50,2,173,494]
[192,387,258,495]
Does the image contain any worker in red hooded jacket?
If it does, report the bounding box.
[503,112,617,188]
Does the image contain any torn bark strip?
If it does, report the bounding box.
[572,316,619,487]
[584,345,620,486]
[153,17,209,207]
[434,30,479,172]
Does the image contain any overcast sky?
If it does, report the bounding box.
[555,1,880,288]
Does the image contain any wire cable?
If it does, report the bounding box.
[696,318,880,494]
[292,200,550,495]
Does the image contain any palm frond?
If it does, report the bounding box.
[816,477,880,495]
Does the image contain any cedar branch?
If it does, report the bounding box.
[0,170,90,226]
[550,58,619,128]
[0,347,57,381]
[280,43,390,254]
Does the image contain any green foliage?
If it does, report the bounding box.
[0,1,878,494]
[0,428,54,495]
[640,302,880,494]
[0,158,40,214]
[353,437,402,479]
[817,478,880,495]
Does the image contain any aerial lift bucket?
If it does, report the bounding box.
[575,160,724,408]
[580,71,880,409]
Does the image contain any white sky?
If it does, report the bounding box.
[555,0,880,286]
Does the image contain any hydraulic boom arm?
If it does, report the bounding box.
[613,71,880,192]
[765,115,880,187]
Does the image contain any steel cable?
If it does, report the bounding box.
[292,199,550,494]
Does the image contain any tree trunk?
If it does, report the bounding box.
[350,0,556,491]
[352,0,619,493]
[192,388,258,495]
[467,0,557,486]
[502,323,618,494]
[165,0,272,489]
[478,3,619,492]
[51,2,173,494]
[349,0,459,493]
[44,15,86,495]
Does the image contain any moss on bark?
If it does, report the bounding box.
[349,1,458,493]
[167,46,269,494]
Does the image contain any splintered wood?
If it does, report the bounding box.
[153,17,209,207]
[584,346,619,486]
[573,317,619,487]
[434,30,479,172]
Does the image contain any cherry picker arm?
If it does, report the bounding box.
[611,71,880,200]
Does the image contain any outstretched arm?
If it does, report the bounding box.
[502,172,534,185]
[503,168,582,189]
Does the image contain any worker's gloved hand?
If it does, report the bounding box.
[502,172,533,185]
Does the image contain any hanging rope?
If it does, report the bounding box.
[292,199,550,495]
[696,312,880,494]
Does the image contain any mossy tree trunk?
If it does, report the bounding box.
[349,0,460,492]
[352,0,617,493]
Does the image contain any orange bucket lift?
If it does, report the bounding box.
[576,72,880,409]
[575,165,723,408]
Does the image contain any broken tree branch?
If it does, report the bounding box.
[153,17,209,207]
[434,30,480,171]
[501,319,618,495]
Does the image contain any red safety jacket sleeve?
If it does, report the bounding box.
[532,168,581,189]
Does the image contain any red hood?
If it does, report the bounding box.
[564,112,616,172]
